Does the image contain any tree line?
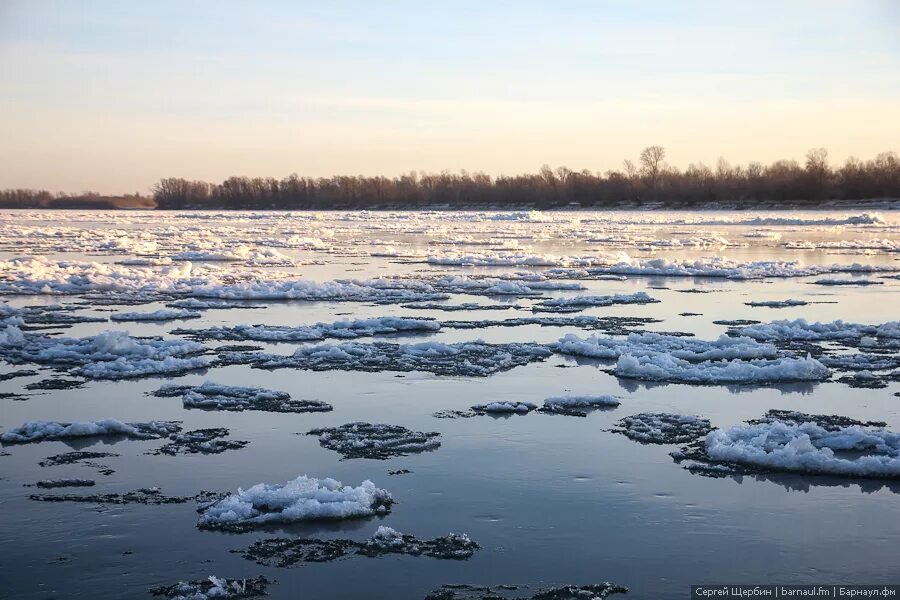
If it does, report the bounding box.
[3,147,898,210]
[0,190,153,210]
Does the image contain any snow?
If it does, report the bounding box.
[1,419,181,444]
[197,475,393,530]
[704,420,900,478]
[110,308,201,322]
[615,353,831,384]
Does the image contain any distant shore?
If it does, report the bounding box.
[1,198,898,211]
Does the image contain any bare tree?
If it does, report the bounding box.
[639,146,666,179]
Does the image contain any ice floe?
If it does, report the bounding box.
[1,419,181,444]
[197,475,393,531]
[611,413,713,444]
[0,326,209,379]
[745,299,809,308]
[166,298,264,310]
[533,292,658,311]
[306,423,441,459]
[471,401,538,415]
[686,411,900,479]
[153,382,333,413]
[175,316,441,343]
[567,255,897,280]
[736,319,900,344]
[614,353,830,384]
[31,487,222,505]
[151,428,249,455]
[422,582,628,600]
[556,332,779,362]
[38,451,118,475]
[110,308,201,322]
[237,526,478,566]
[31,478,96,488]
[149,575,271,600]
[542,395,621,416]
[813,278,883,286]
[225,340,553,377]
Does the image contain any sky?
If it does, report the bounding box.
[1,0,898,194]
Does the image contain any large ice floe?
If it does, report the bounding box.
[110,308,201,322]
[153,382,332,413]
[221,340,553,377]
[237,526,479,567]
[735,319,900,344]
[614,353,830,384]
[174,316,441,342]
[675,410,900,479]
[1,419,181,444]
[149,575,271,600]
[423,252,609,268]
[555,331,831,384]
[560,255,898,280]
[0,257,449,303]
[196,475,393,531]
[556,332,780,362]
[306,423,441,459]
[0,325,209,379]
[532,292,658,311]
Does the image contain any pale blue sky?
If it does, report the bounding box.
[1,0,898,193]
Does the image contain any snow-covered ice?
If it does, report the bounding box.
[176,316,441,342]
[703,419,900,478]
[229,340,553,376]
[110,308,201,322]
[542,395,621,414]
[1,419,181,444]
[0,326,209,379]
[306,423,441,459]
[556,332,779,362]
[197,475,393,531]
[614,353,831,384]
[612,413,713,444]
[153,381,332,413]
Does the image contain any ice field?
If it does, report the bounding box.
[1,209,899,599]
